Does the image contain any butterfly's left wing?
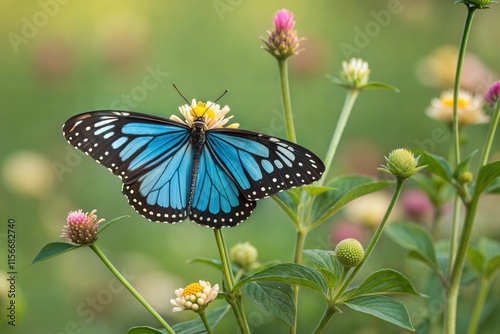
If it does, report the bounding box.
[205,128,325,200]
[62,111,194,223]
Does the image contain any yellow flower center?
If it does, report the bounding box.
[181,282,205,297]
[191,102,216,120]
[441,96,469,109]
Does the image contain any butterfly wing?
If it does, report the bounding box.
[189,145,256,228]
[205,128,325,200]
[62,111,193,223]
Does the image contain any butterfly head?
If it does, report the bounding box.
[171,99,240,130]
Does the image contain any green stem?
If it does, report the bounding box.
[335,180,404,299]
[318,89,360,186]
[290,228,308,334]
[89,244,175,334]
[479,100,500,167]
[452,5,476,166]
[278,59,297,143]
[467,277,490,334]
[312,305,338,334]
[199,310,214,334]
[447,195,462,274]
[213,229,250,334]
[445,196,479,334]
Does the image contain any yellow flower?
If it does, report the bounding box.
[426,89,489,125]
[170,280,219,312]
[170,99,239,130]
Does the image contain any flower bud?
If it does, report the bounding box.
[61,209,104,245]
[340,58,370,88]
[261,9,302,60]
[457,171,473,184]
[459,0,495,9]
[484,81,500,108]
[335,238,365,268]
[379,148,426,181]
[230,242,258,269]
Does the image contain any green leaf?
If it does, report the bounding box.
[171,306,229,334]
[453,150,477,180]
[97,215,129,235]
[234,263,328,298]
[186,257,223,271]
[474,161,500,196]
[385,222,440,273]
[342,269,422,300]
[303,249,344,289]
[273,191,298,224]
[485,256,500,279]
[128,327,165,334]
[302,185,334,197]
[245,281,295,326]
[32,242,81,264]
[467,247,485,275]
[344,295,414,330]
[311,176,394,225]
[478,238,500,278]
[485,177,500,193]
[361,81,400,92]
[414,150,452,182]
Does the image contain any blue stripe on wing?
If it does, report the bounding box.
[190,146,256,228]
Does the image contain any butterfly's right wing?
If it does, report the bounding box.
[63,111,193,223]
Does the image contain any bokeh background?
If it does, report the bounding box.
[1,1,499,333]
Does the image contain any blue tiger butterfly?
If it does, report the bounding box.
[63,96,325,228]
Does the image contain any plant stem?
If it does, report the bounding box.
[312,305,338,334]
[467,277,490,334]
[447,195,462,273]
[89,244,175,334]
[335,180,404,299]
[479,100,500,167]
[278,59,297,143]
[199,310,214,334]
[445,197,479,334]
[213,229,250,334]
[290,228,308,334]
[451,5,476,166]
[318,89,360,186]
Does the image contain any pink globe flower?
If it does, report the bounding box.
[273,9,295,32]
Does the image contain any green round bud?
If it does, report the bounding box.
[379,148,426,180]
[230,242,258,269]
[335,238,365,268]
[457,171,473,184]
[467,0,492,7]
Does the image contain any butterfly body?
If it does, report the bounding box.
[63,108,324,228]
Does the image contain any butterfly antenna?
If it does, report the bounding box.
[205,89,228,114]
[173,84,192,106]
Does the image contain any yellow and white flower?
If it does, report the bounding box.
[170,280,219,312]
[426,89,489,125]
[171,99,239,130]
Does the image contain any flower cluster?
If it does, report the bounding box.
[230,242,259,269]
[335,238,365,268]
[171,280,219,312]
[171,99,239,130]
[484,81,500,108]
[340,58,371,89]
[261,9,302,60]
[426,89,489,125]
[61,209,104,245]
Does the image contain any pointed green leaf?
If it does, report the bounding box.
[414,150,453,182]
[485,177,500,193]
[273,192,298,224]
[186,257,223,271]
[245,281,295,326]
[97,215,129,235]
[234,263,328,298]
[453,150,477,179]
[475,161,500,196]
[467,247,485,275]
[32,242,81,264]
[342,269,422,300]
[478,238,500,278]
[312,176,393,225]
[302,185,335,197]
[361,81,400,92]
[485,256,500,278]
[128,327,165,334]
[171,306,229,334]
[344,295,414,330]
[385,222,440,273]
[303,249,344,289]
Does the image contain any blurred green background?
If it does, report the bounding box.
[1,0,499,333]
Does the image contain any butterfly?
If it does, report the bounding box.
[63,98,325,228]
